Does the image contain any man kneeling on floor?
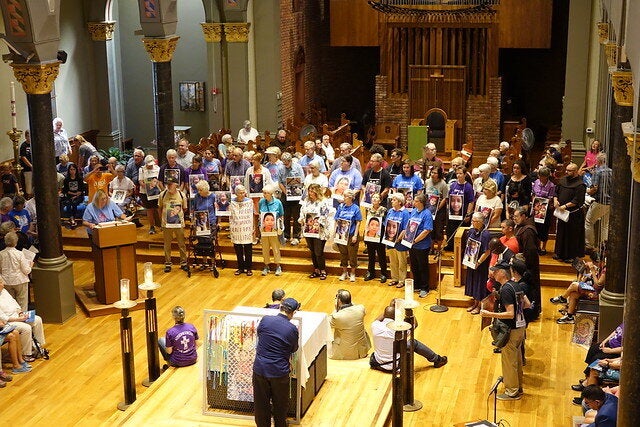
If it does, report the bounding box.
[370,305,447,372]
[159,306,198,369]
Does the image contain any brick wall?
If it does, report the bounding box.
[465,77,502,159]
[375,75,410,149]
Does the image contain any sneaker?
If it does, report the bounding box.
[493,347,502,354]
[364,272,373,281]
[262,267,270,276]
[433,356,448,368]
[497,393,522,401]
[380,275,387,284]
[290,238,300,246]
[11,366,31,374]
[339,272,348,281]
[275,266,282,276]
[557,314,575,324]
[21,362,32,369]
[180,264,189,272]
[149,226,156,235]
[0,371,13,382]
[164,264,171,273]
[419,290,428,298]
[349,273,356,282]
[550,295,567,305]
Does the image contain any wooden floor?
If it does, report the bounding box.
[2,257,587,426]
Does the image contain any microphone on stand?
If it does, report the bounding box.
[488,376,503,395]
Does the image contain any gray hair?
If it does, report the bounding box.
[0,221,15,235]
[343,189,356,199]
[596,152,607,164]
[370,153,383,163]
[166,149,177,158]
[234,184,247,195]
[538,166,550,177]
[144,155,155,164]
[115,164,125,172]
[472,212,485,221]
[243,120,251,127]
[304,140,315,150]
[195,179,210,193]
[308,159,322,170]
[0,197,13,211]
[133,148,145,157]
[486,156,499,167]
[389,192,405,205]
[262,184,277,195]
[478,163,491,173]
[221,134,233,144]
[281,152,292,162]
[4,231,18,248]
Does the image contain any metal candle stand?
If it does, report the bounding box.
[114,298,137,411]
[402,299,423,412]
[7,128,23,180]
[387,319,411,426]
[430,248,449,313]
[139,275,161,387]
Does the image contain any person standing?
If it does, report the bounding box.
[258,184,284,276]
[553,163,586,263]
[230,185,254,276]
[384,193,410,288]
[176,139,195,170]
[277,152,305,245]
[481,262,530,400]
[329,289,371,360]
[398,193,433,298]
[158,182,188,273]
[464,212,492,314]
[299,184,334,280]
[158,306,198,368]
[253,297,300,427]
[52,117,72,162]
[513,207,541,319]
[584,153,611,253]
[334,189,362,282]
[19,130,33,198]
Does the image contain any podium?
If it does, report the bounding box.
[92,222,138,304]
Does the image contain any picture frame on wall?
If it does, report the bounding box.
[179,81,205,112]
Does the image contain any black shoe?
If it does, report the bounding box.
[433,356,448,368]
[180,264,189,272]
[364,272,373,281]
[572,397,583,406]
[571,383,585,392]
[550,295,567,305]
[380,275,387,283]
[493,347,502,354]
[164,264,171,273]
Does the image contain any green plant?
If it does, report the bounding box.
[98,147,133,165]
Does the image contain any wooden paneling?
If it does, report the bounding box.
[330,0,380,47]
[498,0,553,48]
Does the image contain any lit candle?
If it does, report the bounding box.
[394,298,405,324]
[10,82,17,129]
[404,279,414,303]
[144,262,153,284]
[120,278,130,302]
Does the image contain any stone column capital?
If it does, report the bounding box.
[201,22,223,43]
[605,42,619,68]
[10,62,60,95]
[597,22,609,44]
[87,21,117,41]
[625,135,640,183]
[610,70,633,107]
[223,23,251,43]
[142,36,180,63]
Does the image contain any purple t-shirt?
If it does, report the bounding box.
[166,323,198,366]
[608,323,624,349]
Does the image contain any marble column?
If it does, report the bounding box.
[598,92,631,336]
[142,36,179,165]
[11,62,75,323]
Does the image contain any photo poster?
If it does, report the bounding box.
[478,206,493,229]
[361,182,381,208]
[164,168,181,185]
[332,176,351,202]
[462,238,481,269]
[303,211,320,238]
[111,190,127,205]
[260,211,278,236]
[286,177,303,201]
[249,173,264,197]
[189,174,205,198]
[532,196,550,224]
[214,191,231,216]
[382,219,400,247]
[334,219,351,245]
[207,172,221,191]
[144,174,161,200]
[165,202,183,228]
[401,187,415,209]
[194,210,211,236]
[364,214,383,243]
[572,314,598,349]
[229,175,244,199]
[426,192,439,218]
[401,218,420,248]
[448,194,464,221]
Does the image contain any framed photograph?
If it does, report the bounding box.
[229,175,244,198]
[382,219,400,247]
[531,196,550,224]
[260,212,278,236]
[194,210,210,236]
[572,314,598,349]
[145,175,161,200]
[214,191,231,216]
[478,206,493,229]
[401,218,420,248]
[111,190,127,205]
[189,174,205,198]
[448,194,464,221]
[179,81,205,112]
[249,173,264,197]
[286,177,303,201]
[361,182,381,208]
[207,173,221,191]
[164,169,181,185]
[303,212,320,238]
[463,238,481,269]
[426,193,439,217]
[165,202,183,228]
[332,176,351,202]
[334,219,350,245]
[364,215,382,243]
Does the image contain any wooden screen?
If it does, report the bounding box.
[408,65,466,121]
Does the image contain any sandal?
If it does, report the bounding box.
[309,272,320,279]
[466,304,477,312]
[234,269,243,276]
[246,271,253,276]
[22,354,36,363]
[396,282,405,288]
[470,307,481,315]
[388,281,398,287]
[319,272,327,280]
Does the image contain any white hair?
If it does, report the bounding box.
[478,164,491,173]
[486,156,499,167]
[499,141,510,150]
[166,149,177,158]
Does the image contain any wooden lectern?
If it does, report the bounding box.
[92,222,138,304]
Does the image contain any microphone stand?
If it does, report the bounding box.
[429,247,448,312]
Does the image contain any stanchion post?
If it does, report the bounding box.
[114,297,137,411]
[388,315,411,426]
[140,262,161,387]
[402,297,423,412]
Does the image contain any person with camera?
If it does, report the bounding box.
[480,262,530,401]
[84,158,114,202]
[329,289,371,360]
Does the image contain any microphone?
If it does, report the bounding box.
[488,376,503,395]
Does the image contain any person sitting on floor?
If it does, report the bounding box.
[0,320,32,374]
[370,305,447,372]
[579,385,618,427]
[329,289,371,360]
[265,289,285,309]
[158,306,198,369]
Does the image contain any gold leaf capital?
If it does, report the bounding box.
[605,42,619,68]
[11,62,60,95]
[201,23,223,43]
[223,23,251,43]
[142,36,180,62]
[610,70,633,107]
[87,22,116,41]
[597,22,609,44]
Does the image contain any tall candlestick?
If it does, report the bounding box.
[10,82,17,129]
[120,278,130,302]
[144,262,153,284]
[404,279,414,303]
[394,298,405,324]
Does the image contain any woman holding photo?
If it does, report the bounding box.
[299,184,334,280]
[230,185,254,276]
[138,155,160,235]
[334,189,362,282]
[391,160,424,209]
[384,193,410,288]
[423,167,449,252]
[464,212,492,314]
[475,179,502,228]
[244,153,274,243]
[397,194,432,298]
[532,167,555,255]
[258,184,284,276]
[445,166,475,251]
[364,193,388,283]
[505,160,532,219]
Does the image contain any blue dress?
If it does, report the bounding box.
[464,227,491,301]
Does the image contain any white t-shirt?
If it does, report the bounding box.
[109,176,135,192]
[237,127,260,144]
[371,319,396,367]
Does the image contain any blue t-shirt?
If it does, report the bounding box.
[166,322,199,367]
[408,207,433,250]
[384,207,410,252]
[392,174,424,193]
[334,203,362,237]
[193,193,217,226]
[258,197,284,217]
[82,201,123,235]
[254,313,299,378]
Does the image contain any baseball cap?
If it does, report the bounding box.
[490,261,511,272]
[281,297,300,312]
